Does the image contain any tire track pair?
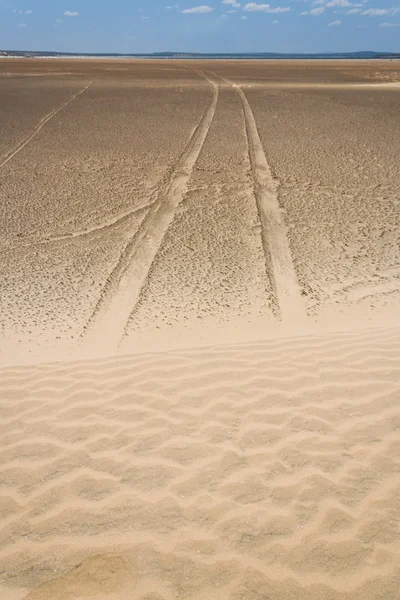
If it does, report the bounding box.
[81,69,306,353]
[80,73,219,353]
[212,72,306,323]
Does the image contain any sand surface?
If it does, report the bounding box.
[1,60,399,361]
[1,327,400,599]
[0,58,400,598]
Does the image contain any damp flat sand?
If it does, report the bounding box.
[0,59,400,599]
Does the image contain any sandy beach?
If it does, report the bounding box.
[0,58,400,599]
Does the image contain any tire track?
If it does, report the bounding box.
[0,197,158,251]
[215,73,306,322]
[80,73,219,353]
[44,198,156,244]
[0,81,92,169]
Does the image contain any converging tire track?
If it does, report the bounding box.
[214,73,306,322]
[0,81,92,169]
[80,73,219,353]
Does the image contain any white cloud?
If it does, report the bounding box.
[243,3,290,12]
[361,8,398,15]
[223,0,241,6]
[243,2,269,8]
[325,0,350,6]
[328,19,341,24]
[64,11,79,17]
[266,6,290,12]
[241,15,248,18]
[347,8,361,12]
[17,22,27,27]
[272,18,278,22]
[227,9,237,12]
[310,6,325,14]
[182,5,214,12]
[25,9,32,14]
[380,20,398,25]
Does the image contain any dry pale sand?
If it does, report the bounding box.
[0,59,400,599]
[1,326,400,600]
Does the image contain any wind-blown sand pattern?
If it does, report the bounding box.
[0,58,400,598]
[1,326,400,599]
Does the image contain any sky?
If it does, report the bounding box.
[0,0,399,54]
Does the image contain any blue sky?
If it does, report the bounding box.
[1,0,399,53]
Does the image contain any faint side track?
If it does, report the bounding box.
[0,197,158,252]
[215,73,306,322]
[80,74,219,353]
[0,81,92,169]
[44,198,156,244]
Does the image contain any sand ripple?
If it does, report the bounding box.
[0,326,399,599]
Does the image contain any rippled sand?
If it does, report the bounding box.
[1,327,400,599]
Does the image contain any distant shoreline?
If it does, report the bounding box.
[1,50,400,60]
